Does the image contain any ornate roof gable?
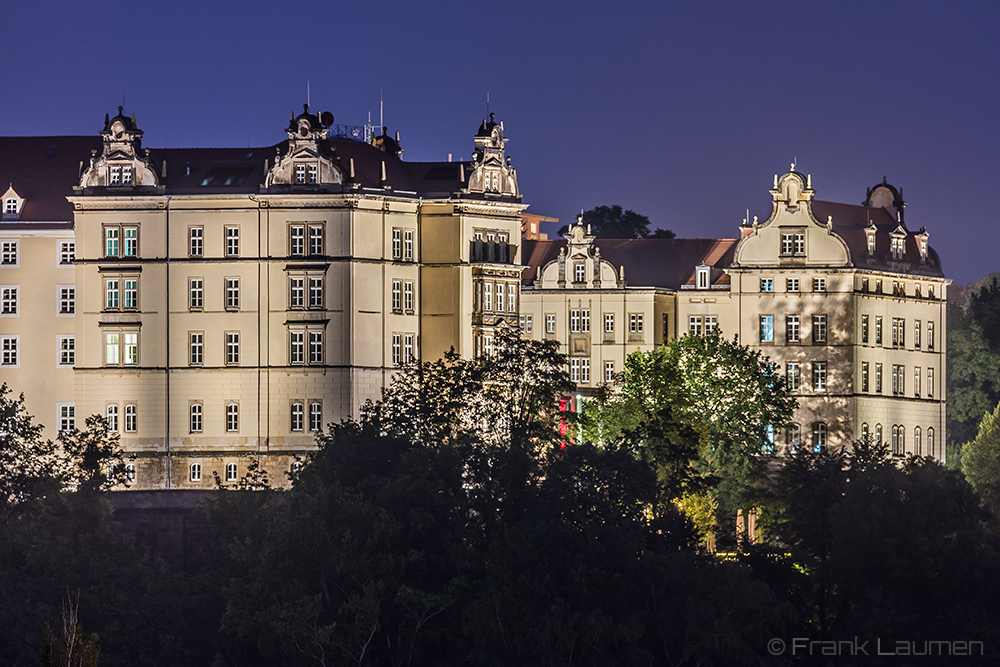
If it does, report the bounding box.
[265,105,344,188]
[79,106,158,189]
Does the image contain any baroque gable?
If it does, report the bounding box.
[79,107,158,189]
[466,113,519,198]
[265,105,344,188]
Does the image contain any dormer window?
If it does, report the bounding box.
[109,165,121,185]
[866,229,876,256]
[122,165,132,185]
[295,164,306,184]
[4,198,17,215]
[574,263,586,283]
[696,265,709,290]
[308,164,317,184]
[890,234,906,260]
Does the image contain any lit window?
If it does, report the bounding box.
[760,278,773,292]
[106,333,120,365]
[875,317,883,345]
[786,363,800,391]
[875,424,883,445]
[109,165,121,185]
[107,404,119,432]
[189,332,203,365]
[307,164,317,184]
[1,336,18,367]
[575,263,586,282]
[189,228,203,257]
[226,462,237,482]
[861,423,869,441]
[309,402,322,431]
[226,332,240,365]
[760,316,773,342]
[58,335,75,366]
[915,427,922,456]
[291,403,304,431]
[226,403,239,432]
[861,362,869,392]
[190,463,202,482]
[927,322,934,350]
[915,321,921,348]
[813,362,827,391]
[189,279,203,309]
[190,404,202,433]
[124,404,137,433]
[104,331,138,367]
[546,314,555,334]
[226,227,240,257]
[225,278,240,310]
[812,315,827,343]
[875,363,883,393]
[786,316,799,342]
[124,333,138,365]
[861,315,869,344]
[605,361,614,383]
[928,428,935,458]
[914,367,921,396]
[295,164,306,184]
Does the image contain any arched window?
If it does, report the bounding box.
[891,425,900,455]
[861,422,869,441]
[812,422,827,452]
[928,428,935,458]
[786,423,800,452]
[291,460,303,479]
[914,427,922,456]
[125,462,136,484]
[226,462,237,482]
[875,423,883,445]
[190,463,201,482]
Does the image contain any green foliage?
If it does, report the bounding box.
[948,273,1000,446]
[58,414,134,494]
[556,204,674,239]
[962,400,1000,516]
[212,453,272,491]
[0,383,68,515]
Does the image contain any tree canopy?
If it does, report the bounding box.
[962,400,1000,516]
[557,204,675,239]
[948,273,1000,448]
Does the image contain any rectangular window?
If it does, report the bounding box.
[189,279,203,309]
[290,331,304,364]
[581,310,590,332]
[392,333,401,365]
[927,321,934,350]
[1,286,17,315]
[226,332,240,365]
[1,336,18,367]
[309,277,323,308]
[295,164,306,184]
[60,241,75,265]
[484,283,493,311]
[794,233,805,255]
[290,225,304,256]
[914,320,921,348]
[786,316,799,342]
[189,227,203,257]
[875,316,883,345]
[605,361,615,383]
[862,362,869,392]
[106,280,119,309]
[629,313,643,333]
[309,331,323,364]
[125,404,137,433]
[404,334,414,363]
[812,315,827,344]
[403,229,413,261]
[605,313,614,333]
[876,363,883,393]
[704,315,717,334]
[581,359,590,383]
[786,363,800,391]
[309,225,323,256]
[58,403,75,433]
[689,316,703,335]
[574,263,586,283]
[190,463,202,482]
[786,278,799,292]
[309,402,322,432]
[124,333,138,365]
[862,314,869,344]
[105,333,120,365]
[760,278,773,292]
[227,403,239,432]
[59,287,75,314]
[190,404,202,433]
[914,367,921,396]
[392,280,402,311]
[813,277,826,292]
[123,226,138,257]
[760,315,774,342]
[570,359,580,382]
[105,227,119,257]
[58,335,75,366]
[122,165,133,185]
[189,332,203,365]
[696,267,709,289]
[404,281,413,311]
[290,277,304,308]
[392,228,402,259]
[106,405,119,432]
[546,314,555,334]
[226,227,240,257]
[813,362,827,391]
[291,403,304,432]
[496,283,505,312]
[523,314,532,333]
[123,279,137,310]
[508,284,516,313]
[781,233,793,255]
[570,310,580,333]
[1,241,17,265]
[225,278,240,310]
[928,368,934,398]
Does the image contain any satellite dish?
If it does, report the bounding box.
[320,111,334,128]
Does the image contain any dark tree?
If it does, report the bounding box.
[948,273,1000,449]
[558,204,674,239]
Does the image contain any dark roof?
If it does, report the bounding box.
[0,135,102,222]
[522,238,738,289]
[810,199,945,277]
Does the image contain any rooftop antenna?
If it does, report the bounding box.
[487,90,490,117]
[380,88,383,132]
[307,81,310,108]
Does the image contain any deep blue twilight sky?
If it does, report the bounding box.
[2,1,997,287]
